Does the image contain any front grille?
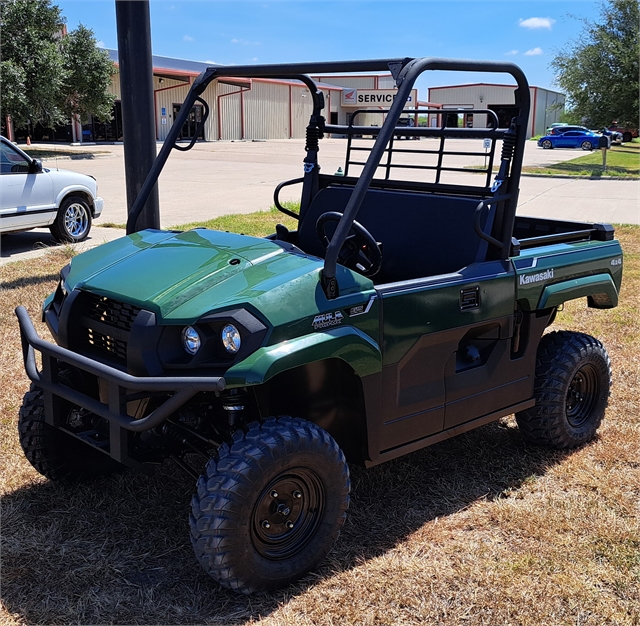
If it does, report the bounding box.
[85,293,141,331]
[81,293,142,364]
[87,327,127,360]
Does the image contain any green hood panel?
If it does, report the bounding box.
[65,229,374,332]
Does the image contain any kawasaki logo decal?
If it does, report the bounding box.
[313,311,344,329]
[519,268,554,285]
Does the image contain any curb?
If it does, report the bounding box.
[521,173,638,181]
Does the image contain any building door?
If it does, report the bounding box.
[488,106,519,129]
[173,104,205,141]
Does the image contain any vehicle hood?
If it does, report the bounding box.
[64,228,371,324]
[44,166,98,191]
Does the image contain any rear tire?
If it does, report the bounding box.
[50,195,92,243]
[516,331,611,449]
[190,417,350,594]
[622,131,633,143]
[581,140,593,151]
[18,382,121,482]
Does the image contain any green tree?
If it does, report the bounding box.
[59,25,116,123]
[551,0,639,129]
[0,0,116,130]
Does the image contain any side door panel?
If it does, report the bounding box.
[375,261,519,454]
[0,143,55,232]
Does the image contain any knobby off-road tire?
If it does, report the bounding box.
[19,383,121,483]
[516,331,611,449]
[190,416,350,594]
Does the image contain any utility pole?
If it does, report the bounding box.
[115,0,160,233]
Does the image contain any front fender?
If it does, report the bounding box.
[224,326,382,387]
[54,185,97,212]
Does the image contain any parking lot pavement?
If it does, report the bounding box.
[2,138,637,266]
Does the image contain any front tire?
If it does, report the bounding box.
[19,383,122,482]
[515,331,611,449]
[541,139,553,149]
[622,131,633,143]
[50,195,92,243]
[190,417,350,594]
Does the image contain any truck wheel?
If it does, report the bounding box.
[50,195,92,243]
[190,416,350,594]
[515,331,611,449]
[622,131,632,143]
[18,382,121,482]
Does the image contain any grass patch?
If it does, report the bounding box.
[172,201,299,236]
[98,222,127,229]
[523,141,640,178]
[1,228,639,625]
[22,147,111,160]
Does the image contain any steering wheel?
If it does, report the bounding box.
[316,211,382,277]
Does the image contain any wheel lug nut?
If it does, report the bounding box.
[293,490,302,499]
[270,490,278,498]
[261,520,271,529]
[286,520,294,529]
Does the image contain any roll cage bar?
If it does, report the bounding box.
[126,57,530,300]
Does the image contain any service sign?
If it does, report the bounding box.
[341,89,417,107]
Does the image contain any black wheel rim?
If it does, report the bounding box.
[566,364,599,427]
[251,468,325,561]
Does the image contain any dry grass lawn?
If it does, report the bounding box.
[1,227,638,626]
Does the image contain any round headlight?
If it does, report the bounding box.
[221,324,241,354]
[181,326,201,355]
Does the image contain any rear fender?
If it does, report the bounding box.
[224,326,382,387]
[537,273,619,310]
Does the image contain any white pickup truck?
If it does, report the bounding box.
[0,136,104,242]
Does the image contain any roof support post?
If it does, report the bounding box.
[116,0,160,233]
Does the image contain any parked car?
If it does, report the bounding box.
[0,136,103,242]
[545,122,568,134]
[608,123,638,143]
[548,125,592,135]
[538,130,601,150]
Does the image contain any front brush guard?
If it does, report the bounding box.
[16,306,226,467]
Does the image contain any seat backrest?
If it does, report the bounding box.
[297,186,494,283]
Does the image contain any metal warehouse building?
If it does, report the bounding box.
[74,52,420,144]
[427,83,565,139]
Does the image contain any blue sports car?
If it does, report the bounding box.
[538,130,602,150]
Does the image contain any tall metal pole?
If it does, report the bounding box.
[115,0,160,233]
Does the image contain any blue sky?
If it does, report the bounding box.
[56,0,601,98]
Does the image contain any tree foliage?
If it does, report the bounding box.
[0,0,116,129]
[551,0,639,129]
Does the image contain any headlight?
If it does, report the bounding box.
[221,324,241,353]
[181,326,201,355]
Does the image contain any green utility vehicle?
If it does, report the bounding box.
[16,58,623,594]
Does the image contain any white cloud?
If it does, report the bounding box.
[519,17,555,30]
[231,38,261,45]
[504,50,518,56]
[524,47,544,56]
[251,57,258,61]
[96,40,105,48]
[183,35,194,42]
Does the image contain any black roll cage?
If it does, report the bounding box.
[126,57,530,299]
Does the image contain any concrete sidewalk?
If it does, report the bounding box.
[2,138,638,266]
